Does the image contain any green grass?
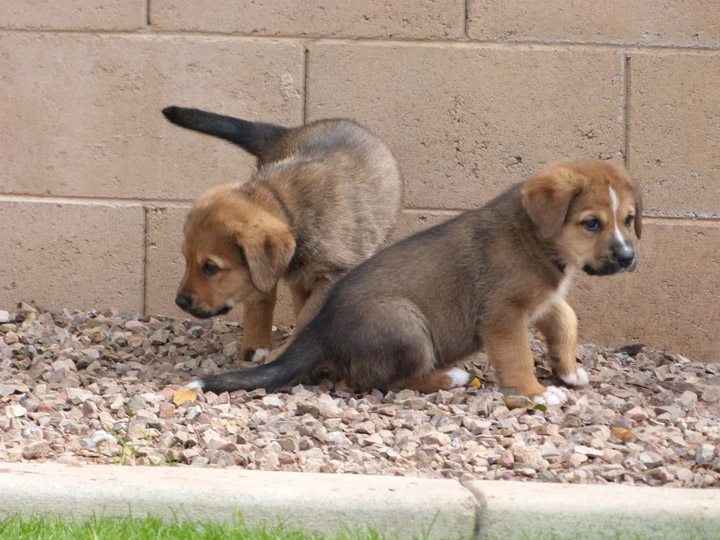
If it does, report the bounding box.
[0,514,388,540]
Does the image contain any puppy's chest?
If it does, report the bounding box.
[528,275,572,324]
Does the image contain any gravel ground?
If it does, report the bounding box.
[1,303,719,488]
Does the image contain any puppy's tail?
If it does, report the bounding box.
[188,331,324,395]
[161,106,288,158]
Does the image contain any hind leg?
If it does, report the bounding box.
[404,366,471,393]
[266,279,335,362]
[336,299,438,391]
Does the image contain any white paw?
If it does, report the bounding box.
[533,386,567,406]
[186,379,204,390]
[560,367,589,387]
[251,348,269,364]
[447,367,471,388]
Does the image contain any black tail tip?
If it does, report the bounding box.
[161,105,185,122]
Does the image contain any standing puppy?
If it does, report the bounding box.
[164,107,401,362]
[191,159,642,405]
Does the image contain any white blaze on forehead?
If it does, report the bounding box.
[609,186,630,248]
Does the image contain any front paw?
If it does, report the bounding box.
[559,367,589,387]
[241,347,269,364]
[532,385,568,406]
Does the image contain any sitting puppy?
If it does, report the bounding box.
[190,159,642,405]
[163,107,401,362]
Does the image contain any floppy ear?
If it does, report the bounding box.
[520,166,582,240]
[237,219,296,294]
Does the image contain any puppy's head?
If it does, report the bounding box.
[520,159,642,276]
[175,185,296,318]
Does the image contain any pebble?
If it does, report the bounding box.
[0,305,717,489]
[696,444,716,465]
[701,386,720,403]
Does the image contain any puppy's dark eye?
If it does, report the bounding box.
[625,215,634,227]
[202,262,220,277]
[582,219,602,232]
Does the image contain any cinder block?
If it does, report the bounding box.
[144,205,294,325]
[468,0,720,48]
[307,43,624,209]
[0,200,144,314]
[151,0,464,39]
[0,33,304,200]
[570,220,720,361]
[1,0,146,31]
[629,53,720,218]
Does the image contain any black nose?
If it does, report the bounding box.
[175,294,191,311]
[613,244,635,268]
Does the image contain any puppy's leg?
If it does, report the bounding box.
[290,284,311,320]
[240,286,277,363]
[267,280,333,362]
[405,367,472,393]
[534,299,589,387]
[482,319,567,405]
[294,278,335,331]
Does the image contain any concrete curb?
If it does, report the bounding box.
[0,463,479,539]
[466,480,720,539]
[1,463,720,539]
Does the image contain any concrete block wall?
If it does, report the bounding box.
[1,1,718,361]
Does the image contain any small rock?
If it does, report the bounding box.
[150,329,170,345]
[327,432,349,446]
[403,397,428,410]
[22,441,51,460]
[512,443,547,470]
[638,452,663,468]
[66,388,93,405]
[574,445,604,458]
[296,402,320,417]
[667,466,693,483]
[317,395,342,417]
[261,395,284,408]
[696,444,716,465]
[538,441,560,458]
[420,433,452,447]
[394,389,416,401]
[700,386,720,403]
[127,396,146,415]
[676,390,698,409]
[5,405,27,418]
[0,310,11,323]
[498,449,514,468]
[624,406,650,422]
[602,448,625,465]
[355,421,376,435]
[223,341,239,357]
[22,426,44,441]
[186,406,203,421]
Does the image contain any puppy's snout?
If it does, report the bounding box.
[612,242,635,268]
[175,293,192,311]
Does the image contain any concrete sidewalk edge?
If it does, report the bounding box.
[467,480,720,539]
[0,462,479,539]
[2,463,720,539]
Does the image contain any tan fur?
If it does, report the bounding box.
[174,117,401,361]
[194,159,643,401]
